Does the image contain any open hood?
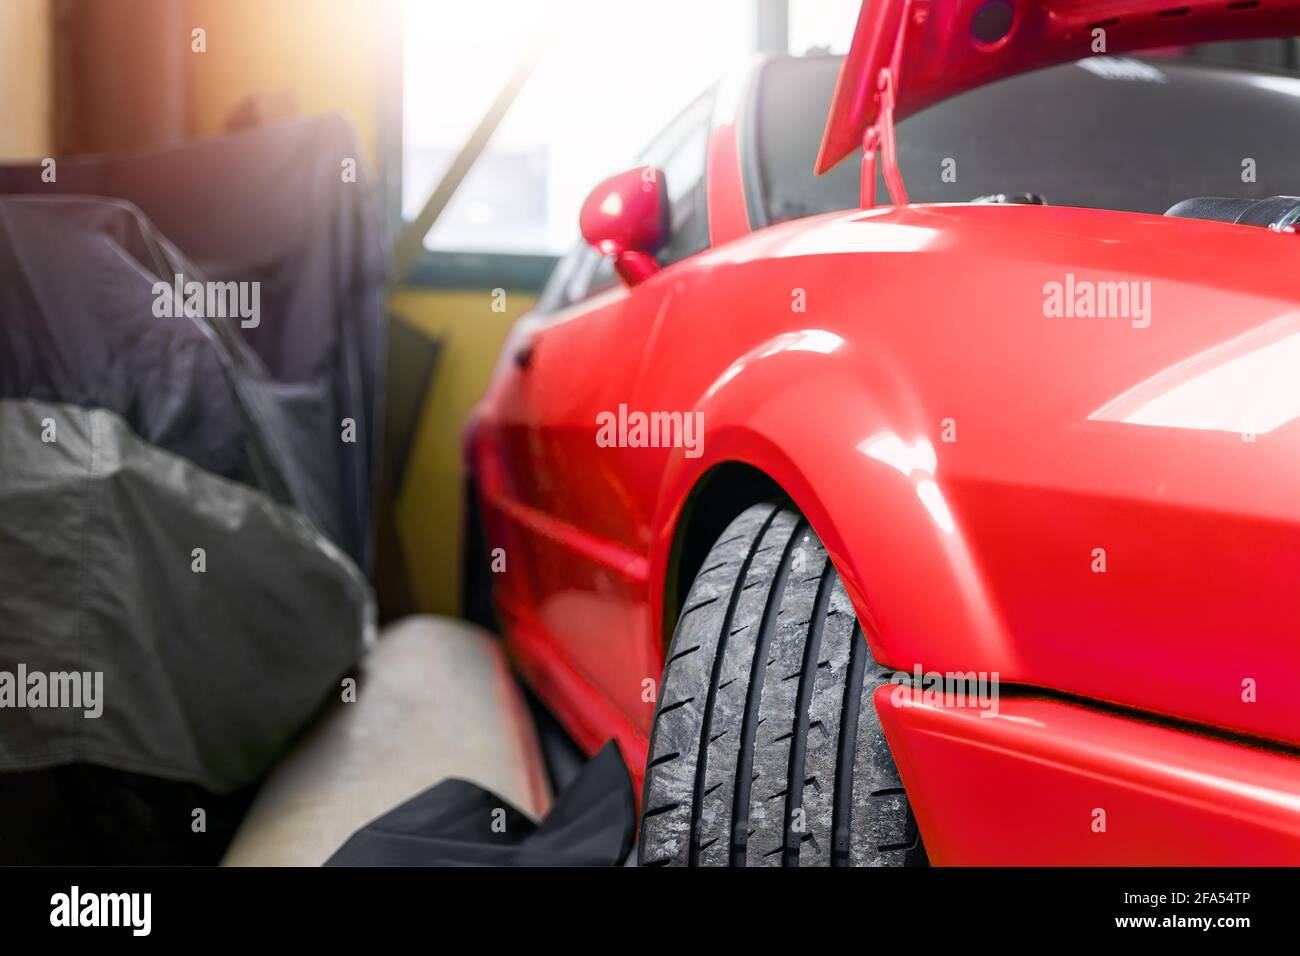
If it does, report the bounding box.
[816,0,1300,174]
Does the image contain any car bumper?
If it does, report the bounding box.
[876,687,1300,865]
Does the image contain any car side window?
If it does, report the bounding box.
[643,87,716,268]
[538,87,717,313]
[570,246,616,302]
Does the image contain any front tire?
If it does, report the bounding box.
[639,501,925,867]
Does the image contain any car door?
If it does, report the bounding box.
[507,89,717,731]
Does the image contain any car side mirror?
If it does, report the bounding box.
[579,165,668,286]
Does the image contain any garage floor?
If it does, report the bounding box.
[222,616,554,866]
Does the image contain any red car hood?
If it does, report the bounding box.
[816,0,1300,174]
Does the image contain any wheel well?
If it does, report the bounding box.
[662,462,784,649]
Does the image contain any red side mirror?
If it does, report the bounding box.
[579,165,668,286]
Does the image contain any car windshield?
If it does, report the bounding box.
[754,52,1300,224]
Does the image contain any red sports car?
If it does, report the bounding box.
[465,0,1300,866]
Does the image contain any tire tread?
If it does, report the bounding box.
[639,502,924,867]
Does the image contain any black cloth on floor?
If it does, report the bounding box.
[325,741,636,867]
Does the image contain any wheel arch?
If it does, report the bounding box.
[648,340,1013,678]
[660,461,783,650]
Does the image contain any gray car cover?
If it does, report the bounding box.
[0,116,384,863]
[0,113,386,572]
[0,195,374,802]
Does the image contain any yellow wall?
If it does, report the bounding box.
[0,0,51,160]
[389,290,533,614]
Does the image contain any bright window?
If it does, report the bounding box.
[401,0,754,256]
[788,0,862,56]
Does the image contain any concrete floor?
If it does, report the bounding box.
[222,616,551,865]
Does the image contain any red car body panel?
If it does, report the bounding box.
[466,6,1300,861]
[875,687,1300,864]
[705,122,750,247]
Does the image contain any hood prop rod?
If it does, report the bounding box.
[861,0,915,208]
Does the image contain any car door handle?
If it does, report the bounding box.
[513,338,535,369]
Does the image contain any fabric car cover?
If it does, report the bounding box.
[0,113,386,572]
[0,195,373,805]
[325,742,636,867]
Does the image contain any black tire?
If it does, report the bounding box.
[639,501,926,867]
